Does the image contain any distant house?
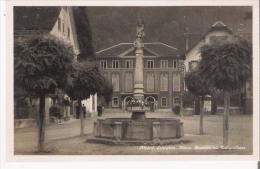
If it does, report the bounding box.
[181,21,233,72]
[180,21,252,114]
[96,42,184,109]
[14,7,98,122]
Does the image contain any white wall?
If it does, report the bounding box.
[184,29,232,72]
[81,93,98,113]
[50,7,79,57]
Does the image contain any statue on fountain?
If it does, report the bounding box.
[135,14,145,45]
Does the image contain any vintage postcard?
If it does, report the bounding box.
[2,0,259,168]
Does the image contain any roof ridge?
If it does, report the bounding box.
[96,43,133,54]
[144,42,177,50]
[212,21,227,27]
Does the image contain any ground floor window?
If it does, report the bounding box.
[112,97,119,107]
[161,97,167,107]
[173,97,179,105]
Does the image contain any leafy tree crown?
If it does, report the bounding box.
[198,36,252,91]
[14,35,75,95]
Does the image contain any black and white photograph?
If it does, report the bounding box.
[1,0,259,167]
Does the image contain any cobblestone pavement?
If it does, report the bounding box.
[14,110,253,155]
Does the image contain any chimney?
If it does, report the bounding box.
[185,28,190,51]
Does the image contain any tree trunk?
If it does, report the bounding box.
[211,96,217,115]
[200,96,205,135]
[38,93,46,152]
[53,98,56,105]
[78,100,84,136]
[223,90,230,146]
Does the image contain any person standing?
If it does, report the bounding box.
[82,104,87,119]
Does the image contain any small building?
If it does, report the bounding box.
[14,7,98,122]
[182,21,233,72]
[180,21,252,115]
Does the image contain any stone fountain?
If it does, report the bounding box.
[86,15,186,145]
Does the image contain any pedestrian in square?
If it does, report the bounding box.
[82,104,87,119]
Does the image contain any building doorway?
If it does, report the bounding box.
[122,96,134,110]
[145,96,157,110]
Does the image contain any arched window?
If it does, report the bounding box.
[125,73,133,92]
[146,73,154,92]
[112,74,119,92]
[173,75,180,91]
[160,73,168,91]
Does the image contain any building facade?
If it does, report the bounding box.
[182,21,233,73]
[181,21,252,114]
[96,42,184,109]
[14,7,98,121]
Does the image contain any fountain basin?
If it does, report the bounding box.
[87,117,185,145]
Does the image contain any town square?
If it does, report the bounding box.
[2,2,259,168]
[11,5,254,155]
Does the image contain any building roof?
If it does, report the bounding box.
[179,21,233,58]
[96,42,179,57]
[14,7,61,31]
[144,42,178,56]
[177,33,204,56]
[204,21,233,35]
[96,43,134,56]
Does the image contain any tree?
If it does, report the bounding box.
[185,69,213,134]
[65,61,104,136]
[97,76,114,106]
[14,35,74,152]
[198,36,252,146]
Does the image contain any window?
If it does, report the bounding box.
[67,27,70,39]
[125,73,133,92]
[173,75,180,91]
[173,60,177,69]
[146,73,154,92]
[62,22,65,34]
[160,73,168,91]
[100,60,107,69]
[112,97,119,107]
[210,36,228,44]
[160,60,168,68]
[161,97,167,107]
[173,97,179,105]
[58,18,61,31]
[147,60,154,68]
[112,60,119,69]
[112,74,119,91]
[189,61,198,70]
[125,60,133,68]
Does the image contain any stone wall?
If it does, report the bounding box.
[217,107,242,115]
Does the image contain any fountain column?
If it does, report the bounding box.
[133,14,145,101]
[133,43,144,101]
[131,14,146,120]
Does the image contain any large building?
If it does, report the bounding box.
[96,42,184,109]
[96,19,252,115]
